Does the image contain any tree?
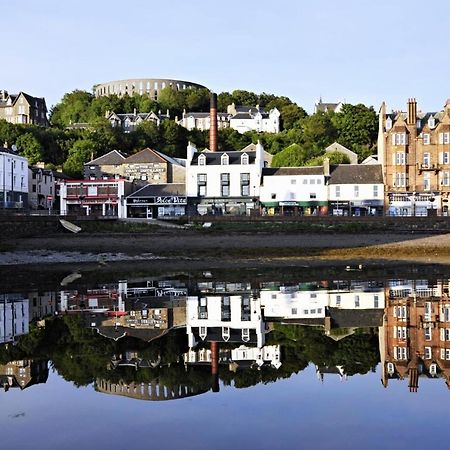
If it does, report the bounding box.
[184,88,210,112]
[332,103,378,158]
[16,133,44,164]
[63,139,94,177]
[281,104,308,130]
[50,90,94,127]
[231,89,259,106]
[271,143,309,167]
[217,92,234,111]
[305,151,350,166]
[157,87,185,118]
[301,112,337,151]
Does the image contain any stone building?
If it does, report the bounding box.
[378,98,450,216]
[28,166,56,210]
[107,109,169,132]
[94,78,207,100]
[380,279,450,391]
[84,150,127,180]
[0,90,48,126]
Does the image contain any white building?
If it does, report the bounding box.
[107,110,169,132]
[0,295,29,344]
[178,104,280,134]
[260,165,329,215]
[186,294,265,348]
[177,111,231,131]
[186,142,265,215]
[228,105,280,134]
[28,167,55,210]
[0,147,28,209]
[328,164,384,216]
[59,179,131,217]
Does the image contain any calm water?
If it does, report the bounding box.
[1,267,450,450]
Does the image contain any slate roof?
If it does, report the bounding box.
[191,150,257,165]
[128,183,185,198]
[234,105,266,114]
[328,164,383,185]
[87,150,127,166]
[262,166,324,176]
[191,326,258,344]
[328,308,384,328]
[123,148,167,164]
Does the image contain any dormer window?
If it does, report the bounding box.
[386,117,392,130]
[221,153,229,165]
[198,154,206,166]
[241,153,249,165]
[428,116,436,129]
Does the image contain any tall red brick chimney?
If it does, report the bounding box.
[407,98,417,125]
[210,341,220,392]
[209,92,218,151]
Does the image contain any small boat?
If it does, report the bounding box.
[59,219,81,233]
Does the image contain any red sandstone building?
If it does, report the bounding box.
[378,98,450,216]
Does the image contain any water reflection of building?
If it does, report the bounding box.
[186,294,265,348]
[95,378,208,401]
[0,294,29,344]
[28,291,58,320]
[380,279,450,391]
[0,360,48,391]
[184,344,282,370]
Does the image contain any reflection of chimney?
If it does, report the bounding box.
[209,92,218,151]
[407,98,417,125]
[210,341,220,392]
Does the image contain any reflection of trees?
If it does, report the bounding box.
[0,317,380,392]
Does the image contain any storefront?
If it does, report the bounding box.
[126,183,186,219]
[388,193,438,217]
[261,201,328,216]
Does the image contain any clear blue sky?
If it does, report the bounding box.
[2,0,450,114]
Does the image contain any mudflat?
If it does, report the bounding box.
[1,229,448,267]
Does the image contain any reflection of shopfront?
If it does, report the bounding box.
[125,183,186,219]
[261,201,328,216]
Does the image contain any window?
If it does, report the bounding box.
[317,178,322,185]
[441,328,450,341]
[198,154,206,166]
[423,133,430,145]
[373,185,379,197]
[386,117,392,130]
[220,173,230,196]
[240,173,250,196]
[394,305,408,319]
[336,295,341,307]
[241,153,249,165]
[439,132,450,144]
[309,179,315,185]
[395,152,407,165]
[428,116,436,128]
[197,173,207,196]
[441,348,450,360]
[221,154,229,165]
[392,133,407,146]
[302,179,308,184]
[396,326,407,339]
[291,308,297,315]
[443,152,450,164]
[425,326,432,341]
[423,153,430,166]
[393,172,408,187]
[441,172,450,186]
[394,346,408,360]
[374,295,379,308]
[424,172,431,191]
[354,185,359,198]
[290,179,296,185]
[424,347,432,359]
[355,295,360,308]
[335,186,341,198]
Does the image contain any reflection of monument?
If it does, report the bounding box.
[380,280,450,391]
[0,359,48,391]
[0,294,29,344]
[95,378,208,401]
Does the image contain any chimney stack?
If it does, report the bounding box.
[209,92,218,151]
[407,98,417,125]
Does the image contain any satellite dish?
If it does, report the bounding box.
[11,144,17,152]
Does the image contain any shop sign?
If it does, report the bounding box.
[156,196,186,204]
[279,201,298,206]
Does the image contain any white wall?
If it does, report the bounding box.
[0,298,29,343]
[328,182,384,202]
[0,151,28,196]
[260,174,328,204]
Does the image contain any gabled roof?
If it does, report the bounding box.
[328,164,383,185]
[191,150,257,165]
[128,183,185,198]
[123,148,166,164]
[262,166,324,176]
[86,150,127,166]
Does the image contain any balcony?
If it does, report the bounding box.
[417,163,440,173]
